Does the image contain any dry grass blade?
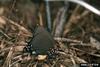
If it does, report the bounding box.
[0,0,100,66]
[0,16,6,29]
[63,5,90,36]
[90,37,100,50]
[10,59,22,67]
[70,55,76,67]
[0,30,11,39]
[75,56,87,63]
[2,47,13,67]
[51,58,59,67]
[39,12,43,27]
[54,3,68,37]
[0,7,4,15]
[0,47,11,53]
[63,5,81,36]
[14,46,25,52]
[67,0,100,15]
[1,16,30,34]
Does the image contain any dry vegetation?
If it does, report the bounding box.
[0,0,100,67]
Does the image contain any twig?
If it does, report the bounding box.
[0,45,25,53]
[54,37,81,43]
[71,47,100,58]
